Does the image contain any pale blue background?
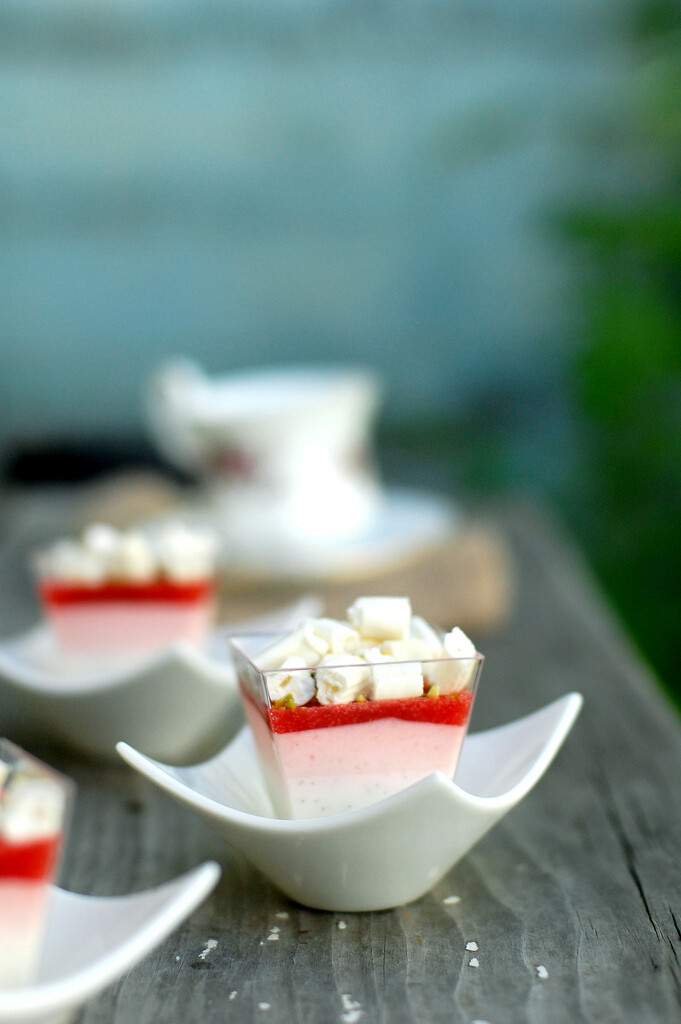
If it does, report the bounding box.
[0,0,630,465]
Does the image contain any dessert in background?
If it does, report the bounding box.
[35,524,217,656]
[0,740,73,988]
[230,597,483,819]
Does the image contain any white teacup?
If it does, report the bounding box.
[147,360,384,554]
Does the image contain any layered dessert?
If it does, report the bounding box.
[0,740,73,988]
[230,597,483,819]
[35,524,218,656]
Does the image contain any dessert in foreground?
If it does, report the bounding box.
[35,523,218,656]
[229,597,483,819]
[0,740,73,988]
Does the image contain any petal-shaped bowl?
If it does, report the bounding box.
[0,862,220,1024]
[0,598,320,762]
[118,693,583,912]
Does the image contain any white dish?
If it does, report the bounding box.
[147,488,459,583]
[0,862,220,1024]
[117,693,583,912]
[0,597,320,762]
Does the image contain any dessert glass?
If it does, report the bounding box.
[38,578,216,656]
[229,632,483,819]
[0,740,74,988]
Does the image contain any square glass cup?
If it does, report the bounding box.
[229,632,483,819]
[0,740,74,989]
[38,579,216,656]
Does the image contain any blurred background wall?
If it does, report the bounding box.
[1,0,629,453]
[1,0,680,696]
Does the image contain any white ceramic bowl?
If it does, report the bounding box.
[0,862,220,1024]
[0,598,320,762]
[118,693,583,912]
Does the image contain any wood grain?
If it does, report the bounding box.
[2,493,681,1023]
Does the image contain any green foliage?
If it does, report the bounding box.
[577,280,681,423]
[559,9,681,696]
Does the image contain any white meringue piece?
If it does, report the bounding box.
[369,657,424,701]
[265,656,316,706]
[315,654,370,705]
[346,596,411,640]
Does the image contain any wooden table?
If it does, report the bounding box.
[2,492,681,1023]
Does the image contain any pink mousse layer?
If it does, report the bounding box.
[40,581,215,655]
[0,882,51,988]
[0,834,62,988]
[43,603,214,654]
[243,694,470,819]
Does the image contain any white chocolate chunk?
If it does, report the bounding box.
[356,645,394,666]
[410,615,446,657]
[375,638,434,661]
[346,597,411,641]
[46,540,107,584]
[444,627,476,659]
[427,626,478,693]
[38,523,217,587]
[255,623,330,670]
[315,654,370,705]
[156,526,217,581]
[300,617,360,655]
[82,523,121,574]
[1,778,66,842]
[369,657,424,701]
[110,532,157,582]
[265,656,316,706]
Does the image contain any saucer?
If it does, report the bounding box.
[0,597,320,762]
[146,488,459,583]
[117,693,583,912]
[0,862,220,1024]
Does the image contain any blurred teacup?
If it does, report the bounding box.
[146,360,384,553]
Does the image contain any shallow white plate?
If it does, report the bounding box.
[0,862,220,1024]
[118,693,583,912]
[0,597,320,762]
[146,488,459,583]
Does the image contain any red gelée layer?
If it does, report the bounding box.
[40,579,214,606]
[265,688,474,734]
[0,835,61,881]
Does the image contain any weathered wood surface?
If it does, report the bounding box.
[2,492,681,1023]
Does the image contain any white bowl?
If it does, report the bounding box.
[117,693,583,912]
[0,597,320,762]
[0,862,220,1024]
